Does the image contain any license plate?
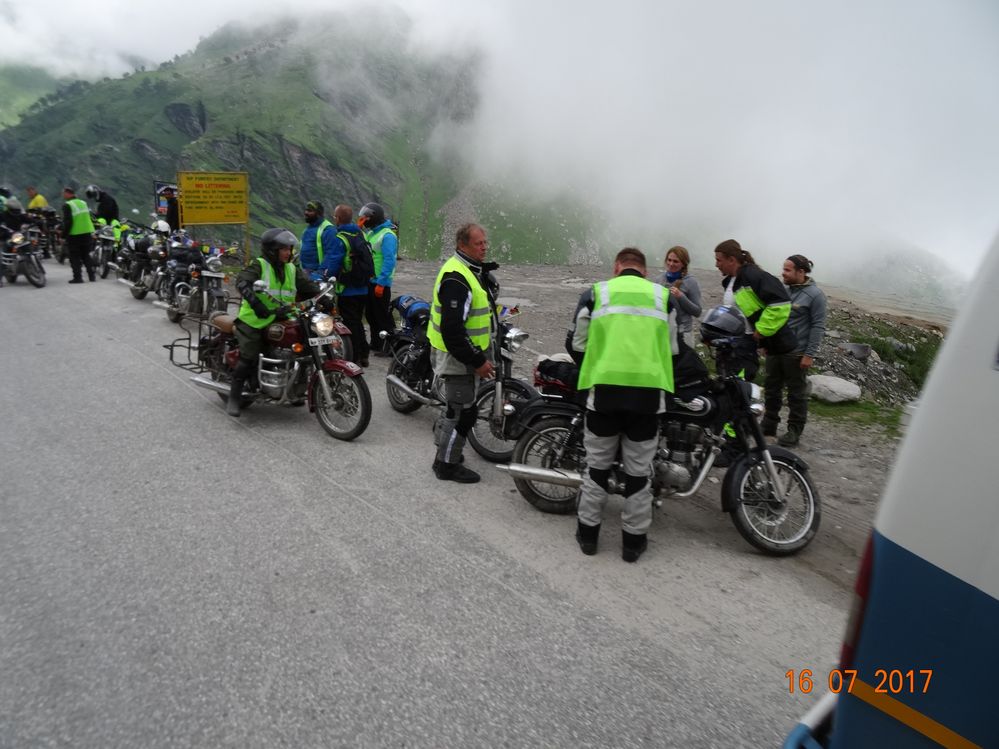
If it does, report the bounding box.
[201,271,225,278]
[309,336,336,346]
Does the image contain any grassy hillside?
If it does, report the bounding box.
[0,14,593,260]
[0,65,62,129]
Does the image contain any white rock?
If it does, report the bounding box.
[808,374,862,403]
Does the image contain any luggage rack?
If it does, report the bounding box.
[164,298,240,373]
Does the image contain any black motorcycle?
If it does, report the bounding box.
[1,225,47,288]
[500,329,821,556]
[382,294,536,463]
[92,222,117,279]
[164,252,230,323]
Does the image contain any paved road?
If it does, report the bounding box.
[0,261,848,748]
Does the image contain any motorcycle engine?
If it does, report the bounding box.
[654,421,707,494]
[259,348,298,398]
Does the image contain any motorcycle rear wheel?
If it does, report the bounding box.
[724,455,820,556]
[315,371,372,441]
[511,416,584,514]
[468,379,534,463]
[24,258,46,288]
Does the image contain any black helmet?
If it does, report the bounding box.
[357,202,385,230]
[700,305,747,343]
[260,227,298,264]
[85,184,100,200]
[0,187,11,199]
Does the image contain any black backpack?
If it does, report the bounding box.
[337,230,375,288]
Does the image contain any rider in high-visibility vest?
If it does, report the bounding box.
[61,186,97,283]
[567,247,674,563]
[298,200,337,278]
[227,228,322,418]
[427,223,497,484]
[357,202,398,354]
[322,204,371,367]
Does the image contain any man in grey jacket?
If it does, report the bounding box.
[763,254,827,446]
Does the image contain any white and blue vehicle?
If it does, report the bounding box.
[785,237,999,749]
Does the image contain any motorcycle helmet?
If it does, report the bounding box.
[152,219,171,236]
[700,305,748,343]
[260,227,298,264]
[4,197,23,214]
[85,184,100,200]
[357,202,386,230]
[0,187,11,199]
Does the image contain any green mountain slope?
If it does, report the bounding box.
[0,13,591,261]
[0,65,62,128]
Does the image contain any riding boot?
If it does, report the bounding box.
[576,520,601,556]
[622,531,648,563]
[226,363,251,418]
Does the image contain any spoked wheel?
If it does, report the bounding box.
[723,455,820,556]
[511,416,585,514]
[468,379,534,463]
[385,357,424,413]
[99,248,111,278]
[315,371,372,441]
[24,258,46,288]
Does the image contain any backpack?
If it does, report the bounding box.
[337,230,375,288]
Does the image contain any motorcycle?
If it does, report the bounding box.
[164,252,230,323]
[499,337,821,556]
[92,222,118,279]
[167,280,371,441]
[152,240,207,323]
[382,294,536,463]
[123,232,169,300]
[25,208,60,260]
[1,225,47,288]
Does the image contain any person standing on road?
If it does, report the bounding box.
[358,202,398,355]
[25,186,48,210]
[567,248,674,563]
[298,200,337,279]
[162,187,180,232]
[229,228,323,418]
[326,204,372,367]
[85,185,119,224]
[655,245,701,351]
[428,223,497,484]
[62,186,97,283]
[763,254,827,447]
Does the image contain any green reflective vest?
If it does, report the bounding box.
[577,274,674,392]
[367,225,394,280]
[304,219,333,265]
[66,198,95,236]
[428,256,493,353]
[237,258,297,329]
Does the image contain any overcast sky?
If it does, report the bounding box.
[2,0,997,277]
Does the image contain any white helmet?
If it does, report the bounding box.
[153,220,170,235]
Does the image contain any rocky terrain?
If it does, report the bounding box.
[388,258,947,588]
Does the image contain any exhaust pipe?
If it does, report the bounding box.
[189,374,231,394]
[497,463,583,488]
[117,278,137,287]
[386,374,438,407]
[152,300,171,310]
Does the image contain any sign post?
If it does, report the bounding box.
[177,171,251,262]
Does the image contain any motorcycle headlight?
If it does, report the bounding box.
[311,313,335,337]
[504,326,529,353]
[206,256,222,272]
[11,232,24,245]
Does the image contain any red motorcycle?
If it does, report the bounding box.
[168,281,371,441]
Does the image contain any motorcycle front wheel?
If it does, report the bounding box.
[723,455,820,556]
[385,355,423,414]
[99,250,111,279]
[24,257,46,288]
[511,416,584,514]
[468,379,534,463]
[315,371,372,441]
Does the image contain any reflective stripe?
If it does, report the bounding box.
[466,326,491,336]
[591,305,671,324]
[433,303,490,316]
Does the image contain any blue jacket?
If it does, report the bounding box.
[325,222,368,297]
[368,219,398,287]
[299,218,338,277]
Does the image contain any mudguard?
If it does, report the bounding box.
[505,394,582,441]
[307,359,365,411]
[720,445,810,513]
[333,320,351,336]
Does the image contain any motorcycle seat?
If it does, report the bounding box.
[209,313,236,334]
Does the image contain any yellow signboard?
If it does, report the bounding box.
[177,171,249,225]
